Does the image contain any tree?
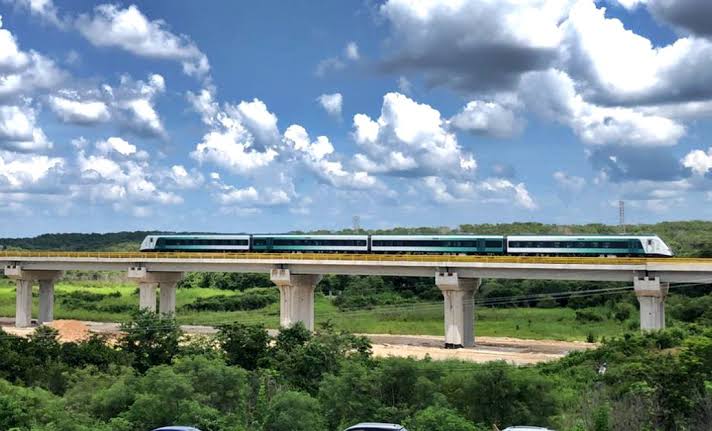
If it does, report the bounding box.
[118,309,183,372]
[217,323,271,370]
[262,391,326,431]
[405,406,481,431]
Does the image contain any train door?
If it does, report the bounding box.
[266,237,274,252]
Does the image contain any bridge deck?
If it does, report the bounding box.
[1,251,709,265]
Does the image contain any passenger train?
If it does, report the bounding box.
[140,234,674,257]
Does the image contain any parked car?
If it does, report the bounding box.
[344,423,408,431]
[502,427,555,431]
[151,427,202,431]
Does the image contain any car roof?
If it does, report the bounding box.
[345,423,406,431]
[151,427,202,431]
[502,427,554,431]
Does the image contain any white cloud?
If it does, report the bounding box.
[682,147,712,176]
[166,165,204,189]
[561,0,712,105]
[0,104,51,152]
[345,41,360,61]
[48,92,110,124]
[12,0,64,28]
[397,76,412,94]
[189,90,280,174]
[76,4,209,78]
[108,74,166,138]
[379,0,572,92]
[0,151,63,191]
[95,137,137,156]
[477,178,538,209]
[315,57,345,77]
[519,69,685,146]
[317,93,343,118]
[351,92,476,177]
[0,18,64,100]
[210,173,294,207]
[283,124,379,190]
[449,100,523,139]
[553,170,586,192]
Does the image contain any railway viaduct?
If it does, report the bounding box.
[2,252,712,347]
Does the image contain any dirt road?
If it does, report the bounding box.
[1,319,596,365]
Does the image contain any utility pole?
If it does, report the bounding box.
[352,215,361,233]
[619,200,625,234]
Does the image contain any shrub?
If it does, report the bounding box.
[182,288,278,312]
[575,309,605,323]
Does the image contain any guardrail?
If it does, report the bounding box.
[1,251,709,265]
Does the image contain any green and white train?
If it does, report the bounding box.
[140,234,673,257]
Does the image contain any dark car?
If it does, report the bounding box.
[151,427,202,431]
[344,423,408,431]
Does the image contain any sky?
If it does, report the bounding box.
[1,0,712,236]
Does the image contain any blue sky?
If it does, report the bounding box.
[1,0,712,236]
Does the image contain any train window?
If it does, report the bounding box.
[485,240,502,248]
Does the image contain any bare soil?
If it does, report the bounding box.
[0,319,596,365]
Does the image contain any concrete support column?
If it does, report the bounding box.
[634,276,669,331]
[139,283,158,311]
[270,268,322,330]
[4,266,63,328]
[128,267,183,314]
[159,282,178,315]
[38,280,55,324]
[436,271,480,348]
[15,279,33,328]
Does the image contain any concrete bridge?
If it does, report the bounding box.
[2,251,712,347]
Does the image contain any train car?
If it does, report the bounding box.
[506,235,673,257]
[251,234,369,253]
[140,235,250,252]
[370,235,505,254]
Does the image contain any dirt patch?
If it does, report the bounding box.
[48,320,91,342]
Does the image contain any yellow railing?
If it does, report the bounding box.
[1,251,710,265]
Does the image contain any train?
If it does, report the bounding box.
[139,234,674,257]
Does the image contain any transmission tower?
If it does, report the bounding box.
[619,200,625,234]
[352,215,361,232]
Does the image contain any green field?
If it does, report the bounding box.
[0,280,628,340]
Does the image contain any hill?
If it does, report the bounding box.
[1,221,711,256]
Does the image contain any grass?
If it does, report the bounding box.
[0,279,628,341]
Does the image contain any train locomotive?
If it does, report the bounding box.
[140,234,674,257]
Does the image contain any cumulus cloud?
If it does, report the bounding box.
[519,69,685,146]
[646,0,712,38]
[561,0,712,106]
[0,104,51,152]
[283,124,379,190]
[73,137,183,212]
[0,151,63,192]
[345,41,360,60]
[107,74,166,138]
[553,170,586,192]
[165,165,204,189]
[189,89,279,174]
[48,91,110,125]
[449,100,523,138]
[0,17,64,100]
[478,178,538,209]
[11,0,65,28]
[351,92,476,177]
[316,41,361,77]
[317,93,343,118]
[682,147,712,176]
[76,4,209,78]
[379,0,571,93]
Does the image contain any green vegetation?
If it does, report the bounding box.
[0,311,710,430]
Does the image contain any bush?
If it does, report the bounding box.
[183,288,278,312]
[118,309,183,373]
[263,391,326,431]
[613,302,635,322]
[575,309,605,323]
[216,323,270,370]
[406,406,481,431]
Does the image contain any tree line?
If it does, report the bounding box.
[0,310,711,430]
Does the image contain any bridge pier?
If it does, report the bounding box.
[634,276,669,331]
[436,272,480,348]
[270,269,322,330]
[128,268,183,314]
[3,266,63,327]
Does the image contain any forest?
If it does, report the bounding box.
[0,310,710,431]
